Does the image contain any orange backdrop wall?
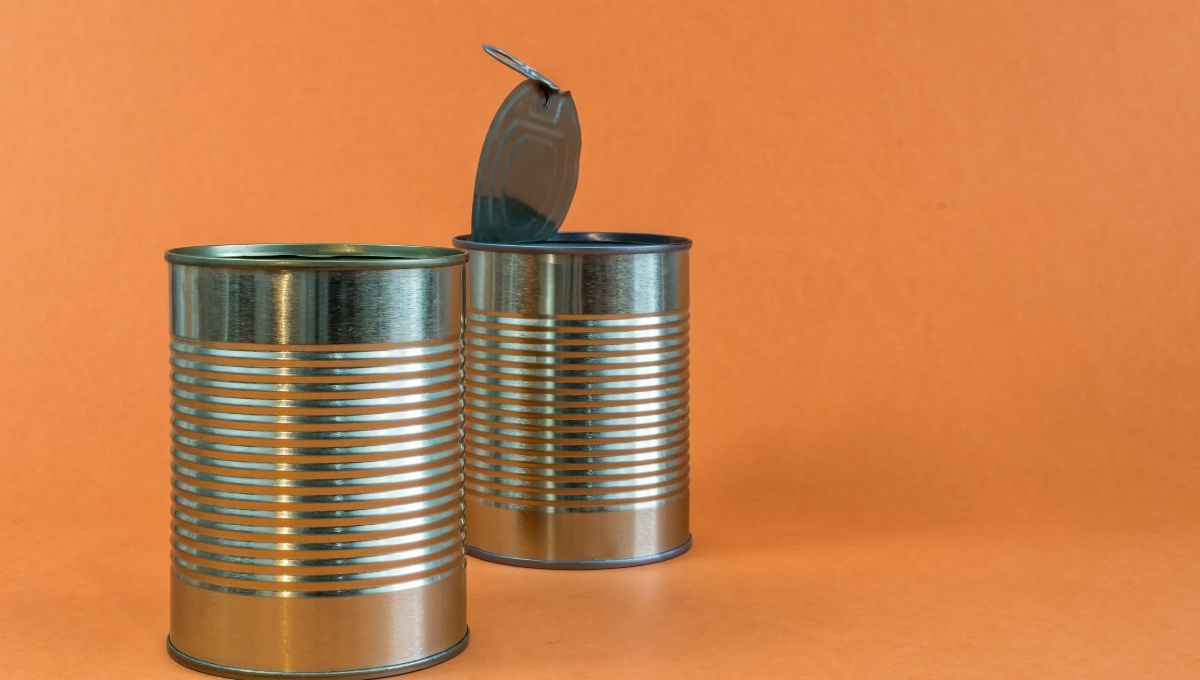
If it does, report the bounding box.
[1,2,1198,678]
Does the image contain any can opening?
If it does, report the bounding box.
[452,232,691,255]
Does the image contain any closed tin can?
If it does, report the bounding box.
[452,232,693,568]
[165,244,469,679]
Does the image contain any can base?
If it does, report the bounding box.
[166,629,469,680]
[466,536,692,570]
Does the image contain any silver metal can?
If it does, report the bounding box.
[451,232,693,568]
[165,244,469,679]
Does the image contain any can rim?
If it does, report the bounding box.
[452,232,692,255]
[165,243,468,269]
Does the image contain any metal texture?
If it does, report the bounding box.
[466,537,693,570]
[471,55,581,244]
[482,44,560,93]
[452,232,693,568]
[458,231,692,255]
[166,634,469,680]
[165,244,468,678]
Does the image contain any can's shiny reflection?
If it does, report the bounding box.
[165,244,469,679]
[453,233,693,569]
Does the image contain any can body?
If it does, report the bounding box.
[453,233,692,568]
[165,244,469,679]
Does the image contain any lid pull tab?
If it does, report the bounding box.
[482,44,562,94]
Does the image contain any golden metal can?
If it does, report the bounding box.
[165,244,469,678]
[452,233,692,568]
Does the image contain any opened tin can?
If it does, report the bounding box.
[452,232,692,568]
[165,244,468,678]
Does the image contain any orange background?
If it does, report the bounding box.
[2,1,1199,677]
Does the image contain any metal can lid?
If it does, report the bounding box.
[471,46,581,244]
[165,243,467,269]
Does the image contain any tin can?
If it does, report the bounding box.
[165,244,469,679]
[451,233,693,568]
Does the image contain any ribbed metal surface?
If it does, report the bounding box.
[463,310,690,512]
[454,234,692,567]
[165,244,468,677]
[169,337,465,597]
